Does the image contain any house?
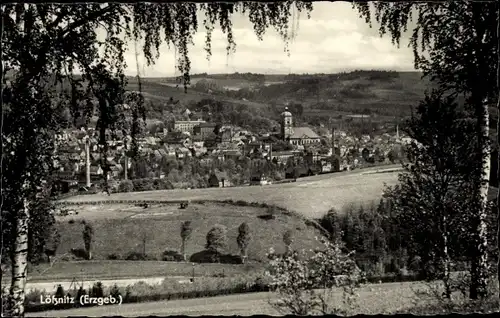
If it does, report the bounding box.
[200,155,214,166]
[164,145,177,158]
[109,165,122,179]
[271,151,298,164]
[89,165,104,181]
[288,127,321,146]
[208,171,231,188]
[221,128,234,142]
[223,149,241,161]
[52,179,79,195]
[280,108,321,145]
[194,122,218,140]
[174,119,206,134]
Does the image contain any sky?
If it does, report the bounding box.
[120,2,416,77]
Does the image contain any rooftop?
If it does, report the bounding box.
[290,127,320,139]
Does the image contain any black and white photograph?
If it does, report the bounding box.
[1,0,500,316]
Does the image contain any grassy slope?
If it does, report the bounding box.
[56,202,324,264]
[62,167,401,218]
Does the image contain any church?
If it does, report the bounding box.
[280,107,321,146]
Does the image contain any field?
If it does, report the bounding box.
[62,167,401,219]
[54,202,325,265]
[127,79,269,109]
[26,260,261,282]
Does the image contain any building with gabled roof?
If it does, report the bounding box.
[280,107,321,146]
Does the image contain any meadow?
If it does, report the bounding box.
[62,167,401,219]
[52,202,324,269]
[27,260,262,282]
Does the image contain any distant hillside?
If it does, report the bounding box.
[153,71,434,119]
[6,70,433,128]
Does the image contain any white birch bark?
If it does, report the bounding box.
[471,98,490,299]
[496,0,500,299]
[9,196,29,317]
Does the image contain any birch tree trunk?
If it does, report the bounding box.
[442,214,451,299]
[9,197,30,317]
[496,0,500,299]
[470,98,490,300]
[497,94,500,299]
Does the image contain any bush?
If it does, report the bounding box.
[162,250,184,262]
[205,225,228,253]
[54,284,65,298]
[220,254,243,264]
[83,223,94,260]
[70,248,88,260]
[109,284,121,299]
[90,282,104,298]
[253,276,270,292]
[237,222,251,262]
[107,253,122,260]
[76,287,87,303]
[189,249,242,264]
[118,180,134,193]
[190,249,221,263]
[132,179,155,192]
[258,214,275,221]
[266,237,363,315]
[125,252,147,261]
[234,200,249,206]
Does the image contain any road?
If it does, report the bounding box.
[28,281,435,317]
[62,165,402,219]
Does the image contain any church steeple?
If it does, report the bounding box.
[281,107,293,140]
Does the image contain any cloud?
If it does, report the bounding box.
[118,2,416,77]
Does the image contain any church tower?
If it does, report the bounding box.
[281,107,293,140]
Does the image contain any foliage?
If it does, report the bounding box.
[318,208,342,243]
[82,223,94,260]
[237,222,251,261]
[43,227,61,262]
[180,220,193,260]
[266,237,363,315]
[205,225,228,253]
[162,249,184,262]
[282,230,293,253]
[90,282,104,298]
[384,92,478,290]
[354,0,498,300]
[118,180,134,192]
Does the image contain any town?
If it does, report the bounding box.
[52,101,409,196]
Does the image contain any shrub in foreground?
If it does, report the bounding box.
[266,237,363,315]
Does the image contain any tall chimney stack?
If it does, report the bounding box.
[124,156,128,180]
[331,126,335,155]
[85,137,91,187]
